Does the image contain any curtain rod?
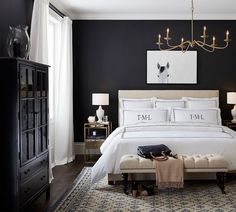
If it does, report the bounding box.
[49,3,65,18]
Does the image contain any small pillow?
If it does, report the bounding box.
[120,108,168,126]
[182,97,219,108]
[119,98,156,109]
[155,99,186,120]
[171,108,222,125]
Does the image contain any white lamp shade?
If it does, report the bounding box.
[92,93,109,106]
[227,92,236,104]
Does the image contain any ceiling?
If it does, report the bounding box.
[49,0,236,20]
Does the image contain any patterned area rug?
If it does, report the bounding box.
[52,167,236,212]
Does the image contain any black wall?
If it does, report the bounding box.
[73,20,236,142]
[0,0,34,57]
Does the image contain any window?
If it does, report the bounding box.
[48,9,62,119]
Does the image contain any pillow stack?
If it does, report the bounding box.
[119,96,221,126]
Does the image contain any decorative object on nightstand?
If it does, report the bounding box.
[92,93,109,123]
[88,116,96,123]
[84,122,112,163]
[227,92,236,123]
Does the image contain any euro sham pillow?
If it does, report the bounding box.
[171,108,222,125]
[119,98,156,126]
[182,97,219,108]
[154,99,186,120]
[120,108,168,126]
[119,98,156,109]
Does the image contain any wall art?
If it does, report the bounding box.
[146,50,197,84]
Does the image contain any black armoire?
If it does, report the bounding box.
[0,58,50,211]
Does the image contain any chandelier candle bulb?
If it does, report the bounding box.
[203,26,206,36]
[166,28,169,38]
[226,30,229,41]
[213,36,216,46]
[158,34,161,43]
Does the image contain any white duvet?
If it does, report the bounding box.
[91,122,236,183]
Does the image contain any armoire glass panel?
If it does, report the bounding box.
[36,72,42,97]
[42,72,47,97]
[21,100,28,131]
[38,99,42,126]
[42,126,47,151]
[38,127,42,154]
[21,132,28,164]
[20,68,27,98]
[42,99,47,124]
[28,130,36,159]
[27,68,34,98]
[28,100,35,129]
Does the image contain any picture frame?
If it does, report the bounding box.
[146,50,197,84]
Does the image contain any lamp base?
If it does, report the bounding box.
[231,105,236,123]
[96,105,104,123]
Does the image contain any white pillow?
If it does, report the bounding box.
[182,97,219,108]
[119,98,156,126]
[155,99,186,120]
[120,108,168,126]
[171,108,222,125]
[119,98,156,109]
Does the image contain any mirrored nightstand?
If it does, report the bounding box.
[84,122,112,163]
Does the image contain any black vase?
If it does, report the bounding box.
[6,25,31,59]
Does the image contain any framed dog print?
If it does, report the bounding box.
[146,50,197,84]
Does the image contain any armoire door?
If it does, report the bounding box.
[19,64,37,165]
[36,69,48,155]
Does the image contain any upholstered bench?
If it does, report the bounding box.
[120,154,228,194]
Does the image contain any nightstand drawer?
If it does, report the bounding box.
[20,167,48,204]
[20,153,48,182]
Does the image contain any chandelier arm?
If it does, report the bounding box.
[210,42,229,50]
[195,40,205,47]
[166,40,180,48]
[159,45,183,51]
[182,43,191,53]
[196,40,229,50]
[195,41,215,53]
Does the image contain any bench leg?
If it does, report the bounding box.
[122,173,129,194]
[108,181,115,185]
[216,172,226,194]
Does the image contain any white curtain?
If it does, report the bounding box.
[30,0,54,182]
[30,0,49,64]
[30,0,74,181]
[54,17,74,165]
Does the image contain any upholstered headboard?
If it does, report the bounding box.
[118,90,219,99]
[118,90,219,126]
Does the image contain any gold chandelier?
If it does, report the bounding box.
[156,0,230,52]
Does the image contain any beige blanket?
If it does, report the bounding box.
[153,155,184,188]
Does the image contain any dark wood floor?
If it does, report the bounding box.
[26,155,87,212]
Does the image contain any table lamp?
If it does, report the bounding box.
[227,92,236,123]
[92,93,109,123]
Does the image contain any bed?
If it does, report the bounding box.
[91,90,236,183]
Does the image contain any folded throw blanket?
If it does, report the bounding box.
[153,155,184,188]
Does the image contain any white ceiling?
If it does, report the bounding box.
[49,0,236,20]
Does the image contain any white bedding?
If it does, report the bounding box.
[91,122,236,183]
